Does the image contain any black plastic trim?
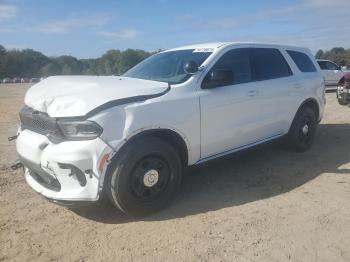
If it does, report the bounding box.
[20,156,61,192]
[57,163,87,187]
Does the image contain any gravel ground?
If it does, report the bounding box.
[0,84,349,262]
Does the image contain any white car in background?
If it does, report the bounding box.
[15,42,325,216]
[317,59,344,89]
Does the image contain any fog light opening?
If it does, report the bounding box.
[57,163,87,187]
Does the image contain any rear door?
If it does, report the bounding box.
[199,47,295,159]
[248,47,296,137]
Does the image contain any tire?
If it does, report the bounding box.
[285,107,317,152]
[337,91,347,105]
[105,136,182,217]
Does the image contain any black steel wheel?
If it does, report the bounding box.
[286,107,317,152]
[105,136,182,217]
[296,115,313,145]
[130,156,171,201]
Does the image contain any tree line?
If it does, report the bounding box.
[1,45,350,79]
[0,44,153,78]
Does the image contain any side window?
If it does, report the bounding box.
[202,48,251,89]
[250,48,292,81]
[318,61,340,70]
[287,50,317,72]
[325,61,339,70]
[317,61,327,70]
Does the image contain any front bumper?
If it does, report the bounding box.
[16,129,112,201]
[337,86,350,105]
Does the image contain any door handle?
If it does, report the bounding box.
[294,83,302,89]
[247,90,259,96]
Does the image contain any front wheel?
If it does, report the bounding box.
[337,90,347,105]
[285,107,317,152]
[105,136,182,217]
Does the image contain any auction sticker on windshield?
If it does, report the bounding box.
[193,48,214,52]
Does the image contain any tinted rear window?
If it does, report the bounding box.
[287,50,316,72]
[250,48,292,81]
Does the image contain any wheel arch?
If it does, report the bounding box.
[289,97,320,132]
[112,127,190,166]
[299,98,320,121]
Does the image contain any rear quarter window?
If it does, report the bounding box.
[287,50,317,72]
[250,48,292,81]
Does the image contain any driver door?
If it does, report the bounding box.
[199,48,262,159]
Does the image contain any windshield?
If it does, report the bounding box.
[123,49,212,84]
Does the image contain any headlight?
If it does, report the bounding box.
[57,120,103,140]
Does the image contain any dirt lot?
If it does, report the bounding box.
[0,84,349,262]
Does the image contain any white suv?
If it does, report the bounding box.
[15,42,325,216]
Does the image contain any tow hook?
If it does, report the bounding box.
[11,160,23,170]
[8,134,18,141]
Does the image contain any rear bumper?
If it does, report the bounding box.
[16,129,112,202]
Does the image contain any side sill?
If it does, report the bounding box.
[195,133,284,165]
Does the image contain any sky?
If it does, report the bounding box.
[0,0,349,58]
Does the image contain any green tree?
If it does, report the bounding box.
[98,50,121,75]
[39,63,61,77]
[0,45,5,55]
[315,49,324,59]
[53,55,83,75]
[0,44,153,78]
[80,59,99,75]
[0,45,6,78]
[0,48,49,77]
[119,49,150,74]
[61,64,73,75]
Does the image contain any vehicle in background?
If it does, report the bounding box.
[337,72,350,106]
[12,77,21,83]
[2,78,11,83]
[30,78,40,83]
[21,78,31,83]
[317,59,344,89]
[15,42,325,216]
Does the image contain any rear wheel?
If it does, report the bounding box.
[285,107,317,152]
[105,136,182,217]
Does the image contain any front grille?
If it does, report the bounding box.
[19,105,61,138]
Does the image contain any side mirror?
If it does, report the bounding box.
[183,61,199,74]
[202,69,234,89]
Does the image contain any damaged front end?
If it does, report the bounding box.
[14,105,113,202]
[337,74,350,106]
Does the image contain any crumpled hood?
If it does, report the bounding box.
[24,76,169,117]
